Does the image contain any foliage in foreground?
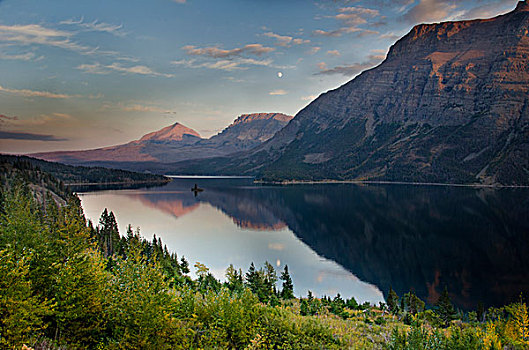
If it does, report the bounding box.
[0,173,528,349]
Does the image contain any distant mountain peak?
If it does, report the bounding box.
[139,122,201,142]
[231,113,293,127]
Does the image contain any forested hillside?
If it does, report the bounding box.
[1,161,528,349]
[0,154,169,186]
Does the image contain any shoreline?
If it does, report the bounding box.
[254,179,529,189]
[65,179,171,186]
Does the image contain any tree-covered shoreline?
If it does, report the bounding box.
[0,163,528,349]
[0,154,170,187]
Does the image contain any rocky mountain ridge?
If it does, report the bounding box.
[32,113,292,170]
[168,1,529,185]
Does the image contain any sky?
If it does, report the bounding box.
[0,0,518,154]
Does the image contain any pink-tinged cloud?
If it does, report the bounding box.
[263,31,310,47]
[269,89,288,96]
[0,85,72,99]
[402,0,458,24]
[314,54,384,76]
[183,43,275,58]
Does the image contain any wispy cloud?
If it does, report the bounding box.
[0,130,67,141]
[313,5,381,38]
[327,50,341,57]
[314,54,384,76]
[119,104,172,113]
[0,85,73,99]
[77,62,174,77]
[301,95,317,101]
[1,112,75,127]
[183,43,275,58]
[455,1,515,20]
[0,24,91,53]
[0,51,41,61]
[51,112,74,119]
[313,27,361,37]
[60,17,126,37]
[0,114,18,123]
[172,57,274,71]
[379,31,402,41]
[100,101,174,114]
[307,46,321,55]
[269,89,288,96]
[107,63,173,77]
[172,0,186,3]
[402,0,458,24]
[0,23,135,62]
[263,32,310,47]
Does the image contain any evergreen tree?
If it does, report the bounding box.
[180,256,190,274]
[435,287,457,327]
[404,290,424,315]
[98,209,120,258]
[263,261,278,299]
[108,241,176,348]
[47,198,109,347]
[195,261,221,292]
[307,290,314,302]
[280,265,294,300]
[300,299,310,316]
[0,249,52,349]
[507,294,529,343]
[477,301,485,323]
[331,294,345,315]
[387,287,400,315]
[346,296,358,310]
[225,264,244,293]
[245,262,258,292]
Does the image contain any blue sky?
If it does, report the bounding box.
[0,0,518,153]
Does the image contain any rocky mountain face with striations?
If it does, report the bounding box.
[174,1,529,185]
[198,113,293,154]
[32,113,292,171]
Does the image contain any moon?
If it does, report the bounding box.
[277,72,283,78]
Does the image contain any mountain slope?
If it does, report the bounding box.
[32,113,292,170]
[33,122,202,164]
[169,1,529,185]
[0,154,169,186]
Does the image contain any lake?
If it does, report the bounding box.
[77,177,529,310]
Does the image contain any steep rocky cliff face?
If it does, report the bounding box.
[199,113,293,154]
[32,113,292,170]
[192,2,529,185]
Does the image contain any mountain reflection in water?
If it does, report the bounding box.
[78,178,529,310]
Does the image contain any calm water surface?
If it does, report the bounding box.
[77,178,529,310]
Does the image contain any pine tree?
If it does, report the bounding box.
[404,290,424,315]
[477,301,485,323]
[180,256,190,274]
[435,287,457,327]
[300,299,309,316]
[346,296,358,310]
[387,287,400,315]
[508,294,529,343]
[108,241,176,348]
[264,261,278,299]
[225,264,244,293]
[245,262,258,291]
[0,249,52,349]
[280,265,294,300]
[98,209,120,258]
